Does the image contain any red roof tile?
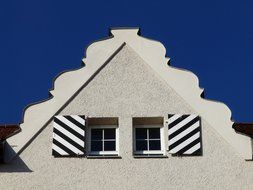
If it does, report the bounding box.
[0,124,21,140]
[233,123,253,138]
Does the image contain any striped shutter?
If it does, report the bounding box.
[52,115,86,156]
[167,114,202,155]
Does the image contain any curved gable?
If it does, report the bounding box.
[7,28,252,160]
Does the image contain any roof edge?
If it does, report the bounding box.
[233,123,253,137]
[0,124,21,140]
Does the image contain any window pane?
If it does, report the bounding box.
[104,129,116,139]
[91,141,102,151]
[135,128,147,139]
[136,140,148,151]
[91,129,102,140]
[104,140,116,151]
[149,140,161,150]
[149,128,160,139]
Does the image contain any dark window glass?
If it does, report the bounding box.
[136,140,148,151]
[91,128,117,152]
[104,129,116,139]
[135,128,147,139]
[91,140,102,151]
[149,128,160,139]
[149,140,161,150]
[91,129,102,140]
[135,128,162,152]
[104,141,116,151]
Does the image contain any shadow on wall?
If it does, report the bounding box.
[0,143,32,173]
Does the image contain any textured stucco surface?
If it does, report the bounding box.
[1,45,253,190]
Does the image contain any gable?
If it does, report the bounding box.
[6,28,252,161]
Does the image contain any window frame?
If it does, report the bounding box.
[87,125,119,156]
[133,124,165,155]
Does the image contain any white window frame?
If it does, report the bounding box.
[87,125,119,156]
[133,125,165,155]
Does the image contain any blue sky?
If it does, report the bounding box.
[0,0,252,123]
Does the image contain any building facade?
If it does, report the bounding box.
[0,28,253,189]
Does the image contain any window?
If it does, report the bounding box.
[87,118,119,156]
[91,128,116,152]
[135,128,161,151]
[133,117,165,155]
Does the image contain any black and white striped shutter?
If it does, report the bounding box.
[52,115,86,156]
[167,114,202,155]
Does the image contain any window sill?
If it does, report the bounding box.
[133,155,168,159]
[87,155,122,159]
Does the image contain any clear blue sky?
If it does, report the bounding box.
[0,0,252,124]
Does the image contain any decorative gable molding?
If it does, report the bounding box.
[7,28,252,161]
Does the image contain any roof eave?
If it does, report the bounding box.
[0,124,21,141]
[233,123,253,138]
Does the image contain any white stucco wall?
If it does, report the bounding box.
[1,45,253,190]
